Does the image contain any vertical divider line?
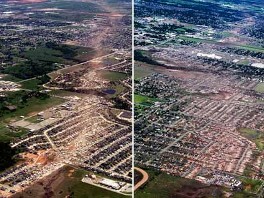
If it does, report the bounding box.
[132,0,135,196]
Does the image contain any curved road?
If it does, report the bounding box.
[134,167,149,191]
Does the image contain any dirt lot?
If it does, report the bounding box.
[12,166,127,198]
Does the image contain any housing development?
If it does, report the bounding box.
[0,0,132,197]
[135,0,264,197]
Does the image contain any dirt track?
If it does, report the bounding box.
[134,167,149,191]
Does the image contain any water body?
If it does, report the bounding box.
[103,89,116,94]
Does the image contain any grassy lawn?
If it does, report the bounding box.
[1,96,65,123]
[177,35,217,44]
[62,168,130,198]
[238,45,264,53]
[254,82,264,93]
[239,128,264,150]
[50,90,88,98]
[99,70,128,81]
[0,123,28,143]
[0,75,21,82]
[105,84,126,99]
[135,168,224,198]
[239,177,263,194]
[20,78,42,90]
[0,93,65,142]
[3,43,89,80]
[135,94,158,105]
[24,46,65,63]
[135,168,258,198]
[221,31,235,38]
[135,64,155,79]
[25,115,42,124]
[23,44,94,65]
[239,60,250,65]
[177,36,264,53]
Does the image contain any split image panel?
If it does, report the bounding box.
[0,0,132,197]
[134,0,264,197]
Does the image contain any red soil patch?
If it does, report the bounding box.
[22,150,56,165]
[36,153,49,165]
[209,91,232,100]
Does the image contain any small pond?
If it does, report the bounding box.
[103,89,116,94]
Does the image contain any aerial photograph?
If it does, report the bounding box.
[134,0,264,197]
[0,0,132,197]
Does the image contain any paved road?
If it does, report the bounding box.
[134,167,149,191]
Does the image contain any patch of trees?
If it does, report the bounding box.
[0,142,18,172]
[242,20,264,40]
[37,74,51,85]
[145,33,166,40]
[220,47,264,59]
[0,91,50,117]
[136,0,245,28]
[152,24,196,34]
[177,39,199,47]
[3,61,58,79]
[135,21,146,29]
[113,97,131,111]
[45,42,79,60]
[135,50,163,66]
[201,58,264,80]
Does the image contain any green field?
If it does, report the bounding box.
[25,115,42,124]
[135,94,159,114]
[135,94,158,105]
[50,89,88,98]
[177,35,217,44]
[24,44,94,65]
[4,96,65,121]
[24,46,65,64]
[239,128,264,150]
[135,64,155,79]
[239,177,263,194]
[20,79,43,90]
[177,36,264,53]
[4,43,96,80]
[254,82,264,93]
[0,75,21,82]
[0,123,28,143]
[0,93,65,142]
[0,93,65,123]
[135,168,258,198]
[239,60,250,65]
[220,31,235,38]
[135,168,224,198]
[105,84,126,99]
[99,70,128,81]
[238,45,264,53]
